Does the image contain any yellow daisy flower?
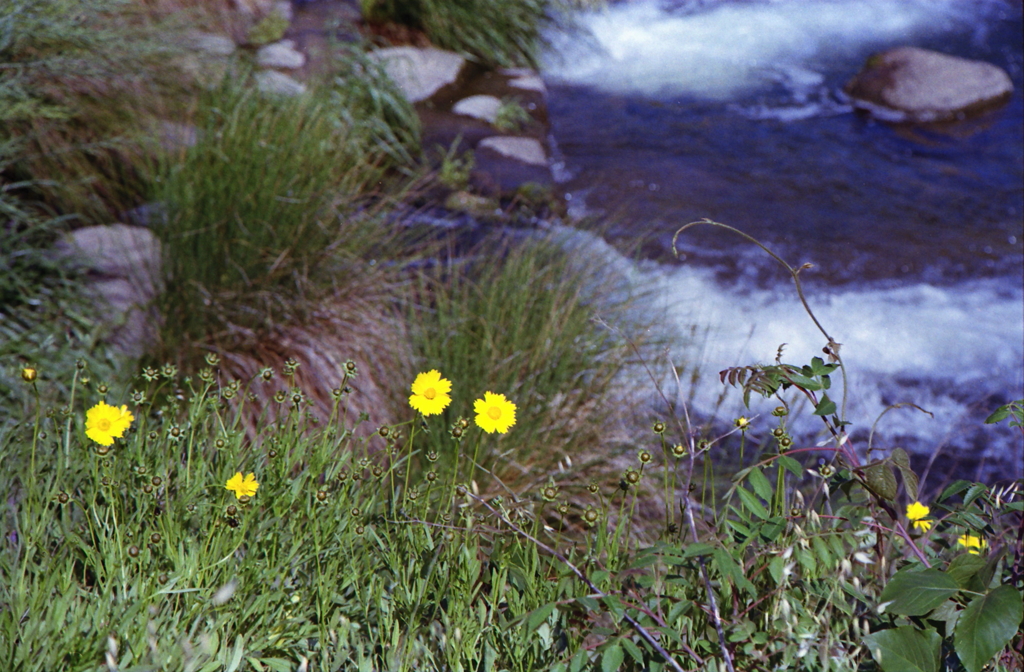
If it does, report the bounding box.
[226,472,259,499]
[905,501,933,533]
[474,392,516,434]
[85,401,134,446]
[409,370,452,416]
[956,533,987,555]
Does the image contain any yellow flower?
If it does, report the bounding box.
[905,501,933,533]
[21,367,37,383]
[226,472,259,499]
[85,401,134,446]
[409,370,452,416]
[474,392,516,434]
[956,533,987,555]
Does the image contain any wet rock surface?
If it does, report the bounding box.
[844,46,1014,122]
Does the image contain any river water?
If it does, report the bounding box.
[542,0,1024,481]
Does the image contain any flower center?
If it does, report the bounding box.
[423,388,436,400]
[96,418,112,431]
[487,407,502,420]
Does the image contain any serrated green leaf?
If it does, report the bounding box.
[879,567,959,616]
[890,447,910,468]
[602,643,624,672]
[862,461,898,501]
[863,625,941,672]
[620,637,644,664]
[946,554,987,590]
[954,586,1024,672]
[814,393,837,416]
[747,467,774,502]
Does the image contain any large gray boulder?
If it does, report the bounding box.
[368,47,467,104]
[56,225,163,358]
[844,47,1013,122]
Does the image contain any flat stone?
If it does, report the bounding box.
[368,47,467,103]
[478,136,547,167]
[452,95,502,124]
[257,39,306,69]
[59,224,161,282]
[508,75,546,94]
[256,70,307,96]
[844,47,1013,122]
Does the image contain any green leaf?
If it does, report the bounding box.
[890,448,919,501]
[963,483,988,507]
[863,625,941,672]
[862,461,898,501]
[736,486,770,520]
[788,373,823,391]
[954,586,1024,672]
[714,548,756,596]
[879,567,959,616]
[620,637,644,664]
[938,480,972,502]
[682,542,716,559]
[984,406,1010,424]
[747,467,774,502]
[814,393,837,416]
[776,455,803,477]
[602,642,624,672]
[526,603,555,633]
[946,554,987,590]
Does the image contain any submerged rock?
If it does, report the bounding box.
[478,136,547,167]
[844,47,1013,122]
[368,47,467,103]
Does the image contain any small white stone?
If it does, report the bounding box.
[452,95,502,123]
[257,40,306,69]
[509,75,546,93]
[478,136,547,167]
[256,70,307,96]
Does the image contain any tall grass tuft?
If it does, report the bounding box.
[361,0,551,68]
[408,231,654,493]
[152,61,420,361]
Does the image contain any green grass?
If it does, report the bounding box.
[361,0,551,68]
[151,57,420,362]
[406,230,656,494]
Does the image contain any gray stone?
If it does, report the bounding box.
[256,39,306,69]
[478,136,547,167]
[256,70,307,96]
[844,47,1013,122]
[56,225,163,358]
[368,47,466,103]
[452,95,502,124]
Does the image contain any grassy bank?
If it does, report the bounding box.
[2,1,1022,671]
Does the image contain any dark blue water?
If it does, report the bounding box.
[542,0,1023,481]
[545,0,1023,287]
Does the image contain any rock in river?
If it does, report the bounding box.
[844,46,1013,122]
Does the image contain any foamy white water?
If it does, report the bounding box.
[551,226,1024,476]
[545,0,999,100]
